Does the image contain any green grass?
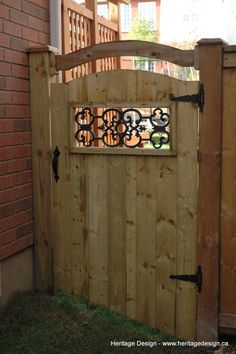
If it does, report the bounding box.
[0,291,209,354]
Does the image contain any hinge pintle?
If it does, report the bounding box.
[169,265,203,292]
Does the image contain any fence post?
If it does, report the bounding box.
[28,46,58,291]
[196,38,225,341]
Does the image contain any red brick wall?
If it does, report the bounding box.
[0,0,50,261]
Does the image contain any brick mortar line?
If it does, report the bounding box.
[2,21,49,34]
[3,3,49,12]
[0,182,32,194]
[0,234,34,261]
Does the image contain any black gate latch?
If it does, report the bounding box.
[52,146,60,182]
[169,84,204,112]
[169,265,203,292]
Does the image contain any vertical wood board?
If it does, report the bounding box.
[220,68,236,316]
[126,157,137,320]
[136,156,157,327]
[88,155,109,306]
[70,154,89,298]
[175,80,198,340]
[51,83,72,291]
[156,157,177,336]
[107,155,127,314]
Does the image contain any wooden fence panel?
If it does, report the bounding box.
[29,40,236,343]
[220,67,236,331]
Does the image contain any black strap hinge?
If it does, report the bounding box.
[169,83,204,112]
[169,265,203,292]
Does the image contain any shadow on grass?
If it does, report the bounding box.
[0,291,220,354]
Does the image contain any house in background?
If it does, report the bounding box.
[119,0,161,71]
[160,0,236,45]
[118,0,236,77]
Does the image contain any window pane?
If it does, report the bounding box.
[97,4,108,19]
[138,2,156,30]
[120,4,132,32]
[135,59,155,72]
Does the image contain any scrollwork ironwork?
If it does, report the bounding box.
[75,107,170,149]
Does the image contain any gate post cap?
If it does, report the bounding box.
[27,45,60,54]
[197,38,228,45]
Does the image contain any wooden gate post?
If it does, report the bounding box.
[28,46,58,291]
[196,38,225,341]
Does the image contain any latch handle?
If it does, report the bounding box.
[52,146,60,182]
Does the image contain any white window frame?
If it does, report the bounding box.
[138,2,156,30]
[97,4,108,19]
[135,59,155,72]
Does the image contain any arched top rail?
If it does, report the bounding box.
[55,40,195,71]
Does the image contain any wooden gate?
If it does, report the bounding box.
[29,39,228,341]
[52,70,198,340]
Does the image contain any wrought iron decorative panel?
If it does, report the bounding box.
[74,107,170,149]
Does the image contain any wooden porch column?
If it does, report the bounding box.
[85,0,100,72]
[196,38,225,341]
[61,0,71,82]
[28,46,58,291]
[110,1,121,69]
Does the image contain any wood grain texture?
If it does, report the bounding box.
[51,83,72,291]
[224,53,236,68]
[85,0,100,73]
[49,69,199,339]
[62,0,72,82]
[220,68,236,317]
[56,41,194,71]
[70,154,89,298]
[156,158,177,336]
[224,45,236,52]
[66,0,94,20]
[70,147,174,156]
[197,40,224,341]
[126,157,137,320]
[219,313,236,329]
[68,70,177,104]
[98,15,118,32]
[88,155,109,306]
[175,80,198,340]
[29,51,55,291]
[136,157,157,327]
[107,155,126,314]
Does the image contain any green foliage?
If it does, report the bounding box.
[128,19,159,71]
[129,19,158,42]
